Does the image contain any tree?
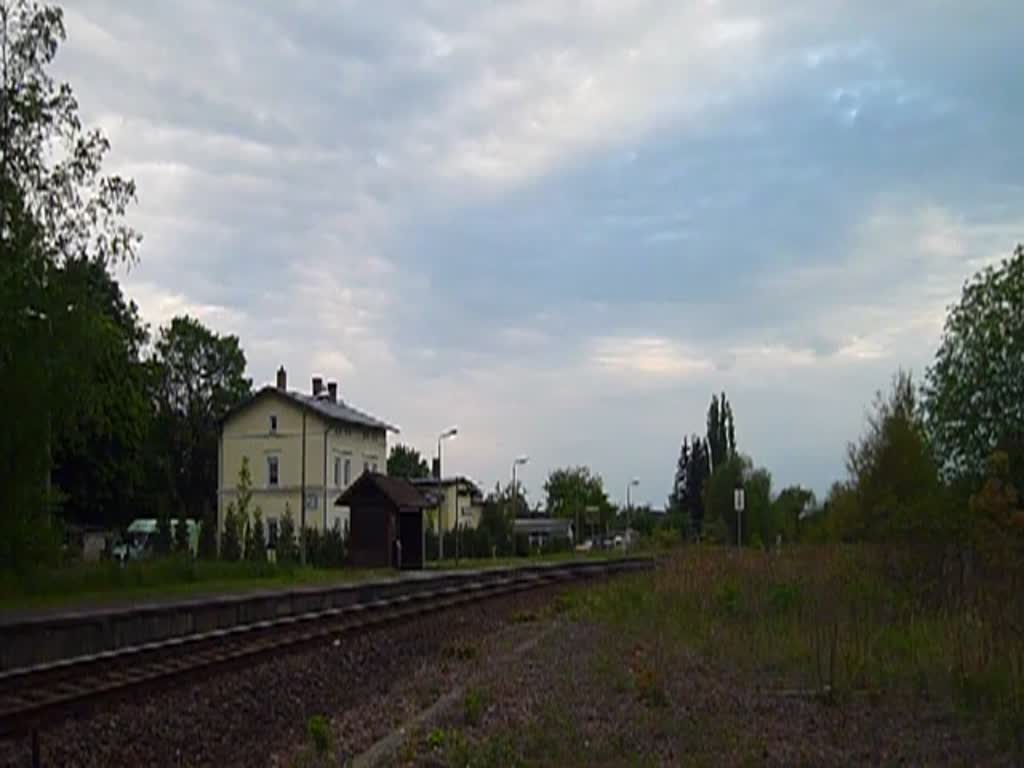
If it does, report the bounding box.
[686,437,711,535]
[49,257,151,531]
[150,315,251,520]
[706,392,737,472]
[969,451,1024,579]
[704,454,776,547]
[704,454,748,545]
[277,502,297,564]
[773,486,816,542]
[247,509,266,562]
[153,512,172,556]
[544,466,612,539]
[221,502,241,562]
[174,514,190,554]
[667,437,691,521]
[0,0,139,569]
[924,245,1024,488]
[197,506,218,559]
[387,443,430,479]
[229,456,261,559]
[478,482,526,556]
[846,370,940,542]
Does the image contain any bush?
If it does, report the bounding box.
[464,689,485,726]
[197,509,218,559]
[174,516,190,554]
[278,504,296,564]
[247,510,266,562]
[221,502,242,562]
[153,512,172,556]
[306,715,332,757]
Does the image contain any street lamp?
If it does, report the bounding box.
[436,427,457,562]
[626,478,639,548]
[511,456,528,555]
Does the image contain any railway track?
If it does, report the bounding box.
[0,558,651,766]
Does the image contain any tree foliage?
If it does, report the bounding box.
[706,392,737,471]
[387,443,430,479]
[682,437,711,536]
[149,316,251,520]
[221,502,242,562]
[844,370,940,542]
[49,257,150,530]
[173,515,190,554]
[277,502,297,564]
[544,466,612,536]
[924,245,1024,487]
[153,512,172,556]
[476,482,526,556]
[197,508,217,560]
[0,0,139,567]
[247,509,266,562]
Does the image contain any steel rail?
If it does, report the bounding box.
[0,558,651,747]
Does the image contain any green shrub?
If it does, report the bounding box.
[306,715,332,757]
[713,581,742,616]
[464,688,485,726]
[768,583,802,614]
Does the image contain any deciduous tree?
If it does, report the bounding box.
[0,0,139,567]
[387,443,430,479]
[924,245,1024,488]
[544,466,612,539]
[149,316,251,520]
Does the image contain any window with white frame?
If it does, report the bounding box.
[344,458,351,486]
[334,457,341,486]
[267,455,279,487]
[269,414,278,433]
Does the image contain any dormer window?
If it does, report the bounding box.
[269,414,278,433]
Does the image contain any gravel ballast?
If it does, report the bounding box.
[0,587,564,768]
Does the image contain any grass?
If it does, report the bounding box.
[0,547,644,613]
[563,545,1024,752]
[0,557,388,613]
[410,545,1021,765]
[425,547,642,571]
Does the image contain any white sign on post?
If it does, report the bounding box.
[733,488,745,512]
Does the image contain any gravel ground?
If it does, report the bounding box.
[0,587,563,768]
[401,616,1012,767]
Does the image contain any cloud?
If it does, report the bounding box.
[62,0,1024,504]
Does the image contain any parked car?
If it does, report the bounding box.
[113,518,200,562]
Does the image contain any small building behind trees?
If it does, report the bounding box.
[336,473,427,569]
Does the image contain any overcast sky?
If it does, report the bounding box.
[61,0,1023,506]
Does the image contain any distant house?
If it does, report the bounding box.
[410,476,484,532]
[218,366,398,542]
[513,517,574,549]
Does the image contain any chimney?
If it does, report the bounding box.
[276,365,287,391]
[312,376,323,397]
[327,381,338,403]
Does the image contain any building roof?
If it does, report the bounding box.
[335,472,428,510]
[513,518,573,535]
[409,476,481,492]
[224,386,399,432]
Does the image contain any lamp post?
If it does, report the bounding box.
[511,456,528,555]
[436,427,457,562]
[626,478,639,549]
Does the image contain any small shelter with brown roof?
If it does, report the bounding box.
[336,473,427,569]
